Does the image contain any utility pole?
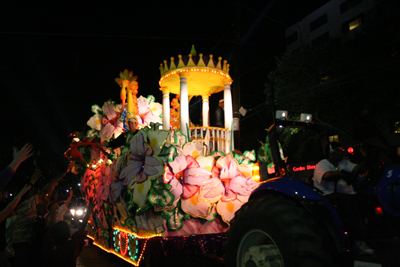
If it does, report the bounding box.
[232,0,241,152]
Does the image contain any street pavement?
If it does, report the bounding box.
[70,218,399,267]
[76,243,226,267]
[66,218,225,267]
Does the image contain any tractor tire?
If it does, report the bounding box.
[225,193,341,267]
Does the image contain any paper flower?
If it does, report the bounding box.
[162,147,213,218]
[135,95,162,129]
[87,100,124,141]
[119,130,164,208]
[212,153,259,223]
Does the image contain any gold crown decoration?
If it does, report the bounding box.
[159,45,230,78]
[159,45,232,97]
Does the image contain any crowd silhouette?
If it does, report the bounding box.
[0,143,94,267]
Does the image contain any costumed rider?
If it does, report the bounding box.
[213,99,224,128]
[313,142,378,255]
[104,115,138,171]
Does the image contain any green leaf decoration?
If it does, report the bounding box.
[233,150,256,164]
[173,130,188,147]
[148,181,174,210]
[157,144,177,163]
[91,104,103,115]
[146,95,155,105]
[86,128,100,138]
[161,203,190,231]
[115,69,137,83]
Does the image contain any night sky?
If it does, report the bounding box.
[0,1,329,179]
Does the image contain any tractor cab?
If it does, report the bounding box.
[257,111,329,185]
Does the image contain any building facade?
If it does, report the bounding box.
[285,0,376,52]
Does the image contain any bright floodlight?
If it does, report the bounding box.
[276,110,288,120]
[300,113,312,122]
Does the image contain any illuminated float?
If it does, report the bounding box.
[66,46,260,265]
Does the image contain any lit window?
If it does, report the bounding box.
[329,135,339,143]
[394,122,400,134]
[349,17,362,30]
[342,13,363,33]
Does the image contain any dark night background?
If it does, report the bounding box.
[0,1,329,189]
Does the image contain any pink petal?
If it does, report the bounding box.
[103,103,117,120]
[201,178,224,199]
[183,167,212,186]
[221,190,237,202]
[186,155,200,168]
[169,178,183,203]
[182,184,199,199]
[101,123,115,141]
[168,155,187,174]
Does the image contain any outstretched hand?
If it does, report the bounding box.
[13,143,34,164]
[9,143,34,172]
[29,169,42,184]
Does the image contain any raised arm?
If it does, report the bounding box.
[0,143,33,190]
[0,183,32,223]
[38,172,66,203]
[64,190,73,208]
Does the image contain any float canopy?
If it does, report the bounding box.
[159,46,232,96]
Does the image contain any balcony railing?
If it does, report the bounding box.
[189,126,231,155]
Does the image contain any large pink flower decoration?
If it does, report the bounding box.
[163,151,213,217]
[135,96,162,129]
[212,153,259,223]
[87,101,125,142]
[119,130,163,208]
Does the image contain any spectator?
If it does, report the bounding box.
[56,190,73,222]
[0,168,40,267]
[8,171,64,267]
[42,199,95,267]
[0,143,33,190]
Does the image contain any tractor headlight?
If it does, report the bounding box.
[252,163,260,182]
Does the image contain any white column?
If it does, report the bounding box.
[224,82,233,152]
[161,88,170,130]
[179,73,189,137]
[202,94,210,127]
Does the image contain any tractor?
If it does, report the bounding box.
[225,116,400,267]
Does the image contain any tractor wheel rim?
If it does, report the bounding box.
[237,229,284,267]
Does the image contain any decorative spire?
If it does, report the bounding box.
[216,57,222,69]
[197,54,205,67]
[187,54,195,67]
[190,45,197,56]
[163,60,169,73]
[169,57,176,70]
[177,55,185,68]
[207,55,215,68]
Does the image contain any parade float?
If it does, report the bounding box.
[65,46,260,266]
